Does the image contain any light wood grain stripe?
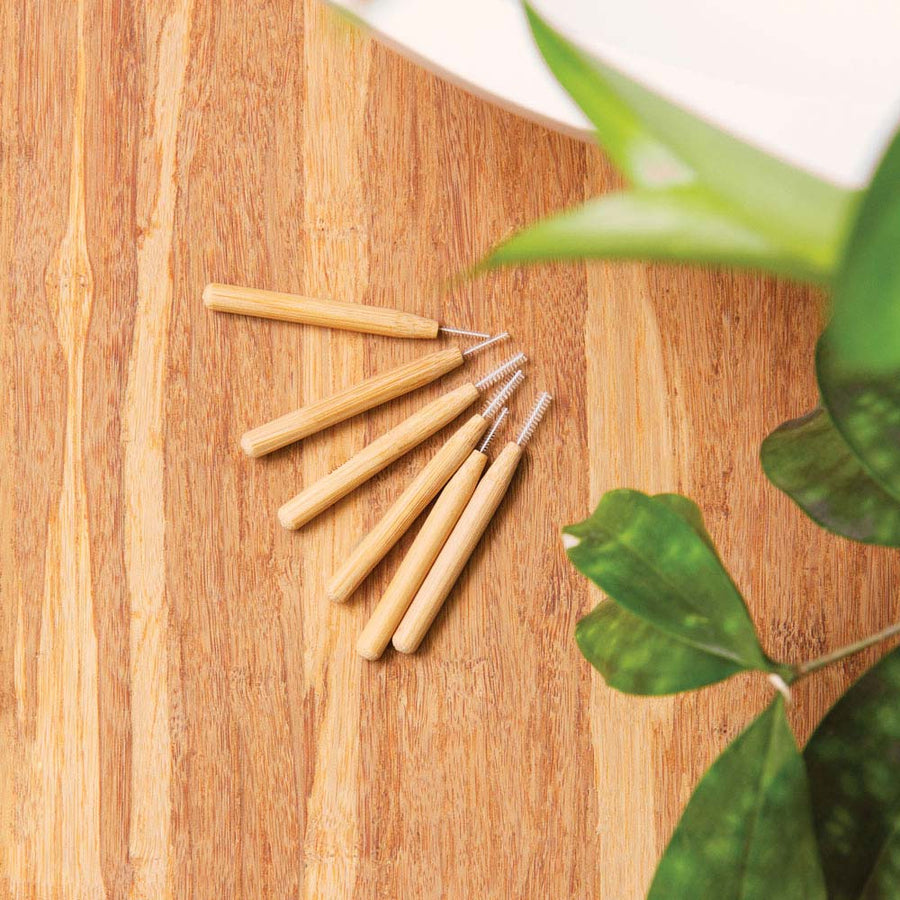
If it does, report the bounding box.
[584,259,684,896]
[0,0,17,889]
[123,2,194,897]
[22,1,104,894]
[299,7,372,898]
[3,4,879,896]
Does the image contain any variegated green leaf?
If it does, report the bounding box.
[761,407,900,546]
[575,601,745,695]
[818,126,900,505]
[804,644,900,899]
[565,491,773,673]
[649,699,826,899]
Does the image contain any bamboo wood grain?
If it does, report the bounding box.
[203,282,440,339]
[357,449,488,660]
[327,413,488,604]
[392,441,524,654]
[241,347,464,457]
[7,3,874,896]
[278,383,480,530]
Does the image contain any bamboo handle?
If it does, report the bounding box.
[327,414,488,604]
[357,450,487,660]
[392,441,523,654]
[241,347,464,457]
[278,383,480,530]
[203,283,440,339]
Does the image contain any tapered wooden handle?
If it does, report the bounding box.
[241,347,464,457]
[203,283,440,339]
[278,383,480,530]
[328,414,488,604]
[392,441,523,654]
[357,450,487,660]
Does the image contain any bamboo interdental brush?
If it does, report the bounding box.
[356,408,510,661]
[203,282,489,340]
[241,333,515,458]
[276,358,528,531]
[391,391,553,655]
[327,372,525,605]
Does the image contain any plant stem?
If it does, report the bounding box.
[795,621,900,678]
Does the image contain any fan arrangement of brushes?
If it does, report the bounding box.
[205,282,553,659]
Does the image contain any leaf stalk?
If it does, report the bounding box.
[793,621,900,679]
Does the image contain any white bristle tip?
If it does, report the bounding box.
[516,392,552,447]
[475,353,525,391]
[483,369,525,417]
[479,407,509,453]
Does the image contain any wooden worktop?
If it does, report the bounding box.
[2,2,898,897]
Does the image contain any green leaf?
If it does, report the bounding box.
[653,492,719,553]
[592,66,855,272]
[822,126,900,376]
[483,188,824,281]
[523,3,856,277]
[574,491,773,694]
[565,490,771,671]
[760,407,900,546]
[817,127,900,505]
[804,645,900,899]
[523,3,691,189]
[816,361,900,505]
[575,601,744,695]
[649,698,826,899]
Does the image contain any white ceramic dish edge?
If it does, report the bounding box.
[326,0,900,188]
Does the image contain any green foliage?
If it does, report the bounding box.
[566,490,783,692]
[566,486,900,897]
[484,188,811,280]
[760,407,900,546]
[815,128,900,509]
[762,128,900,545]
[521,5,689,191]
[479,5,900,551]
[823,127,900,377]
[805,645,900,899]
[482,4,900,894]
[817,363,900,505]
[575,601,744,695]
[479,4,857,281]
[648,699,826,899]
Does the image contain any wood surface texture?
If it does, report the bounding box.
[2,2,899,897]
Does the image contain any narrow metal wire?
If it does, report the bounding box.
[473,352,527,390]
[478,407,509,453]
[440,325,492,340]
[516,392,552,447]
[481,370,525,419]
[462,331,511,358]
